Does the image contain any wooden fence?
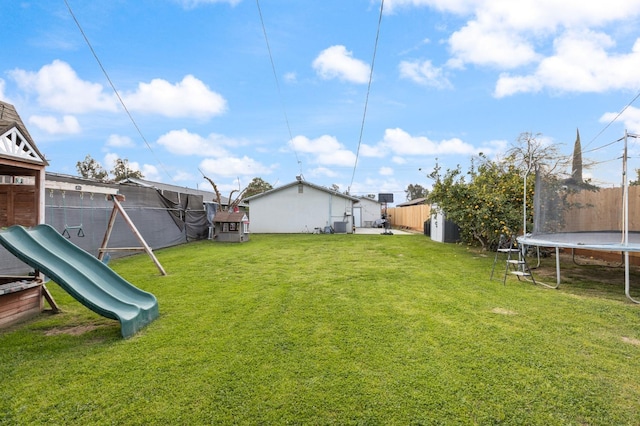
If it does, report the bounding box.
[387,204,431,232]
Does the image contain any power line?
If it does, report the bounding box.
[583,89,640,151]
[256,0,303,178]
[348,0,384,194]
[64,0,175,182]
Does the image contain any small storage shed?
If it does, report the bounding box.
[0,100,51,328]
[244,179,358,234]
[213,211,249,242]
[430,204,461,243]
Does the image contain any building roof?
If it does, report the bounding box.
[120,177,228,204]
[244,179,360,202]
[396,197,427,207]
[0,100,48,166]
[214,211,248,223]
[355,196,382,205]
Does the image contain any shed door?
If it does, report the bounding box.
[353,207,362,228]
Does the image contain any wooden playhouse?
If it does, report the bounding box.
[0,100,54,328]
[212,211,250,242]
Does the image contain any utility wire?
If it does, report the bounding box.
[256,0,303,178]
[64,0,175,182]
[584,89,640,151]
[348,0,384,194]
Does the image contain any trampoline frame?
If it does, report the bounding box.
[518,131,639,303]
[518,232,640,303]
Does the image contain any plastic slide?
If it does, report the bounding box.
[0,224,159,338]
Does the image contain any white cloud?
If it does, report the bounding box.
[156,129,241,157]
[380,128,478,156]
[312,45,371,84]
[10,60,118,113]
[399,59,452,88]
[383,0,472,15]
[360,143,386,158]
[379,166,394,176]
[122,75,227,118]
[284,72,297,83]
[8,61,226,119]
[199,156,272,177]
[106,134,135,148]
[495,31,640,97]
[600,106,640,134]
[28,115,81,134]
[141,164,162,181]
[388,0,640,95]
[0,79,6,101]
[448,23,539,69]
[290,134,356,166]
[310,167,338,178]
[103,153,119,169]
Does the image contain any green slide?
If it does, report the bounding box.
[0,224,159,338]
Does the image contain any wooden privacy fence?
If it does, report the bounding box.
[387,204,431,232]
[561,186,639,232]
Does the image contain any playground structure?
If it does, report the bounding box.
[0,225,158,338]
[518,131,640,303]
[0,100,160,336]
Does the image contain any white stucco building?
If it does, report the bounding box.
[244,180,359,233]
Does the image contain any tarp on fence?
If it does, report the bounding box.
[0,177,211,276]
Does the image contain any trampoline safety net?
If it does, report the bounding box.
[531,134,639,246]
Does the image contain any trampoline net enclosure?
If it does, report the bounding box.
[530,134,640,248]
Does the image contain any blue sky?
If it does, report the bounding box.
[2,0,640,203]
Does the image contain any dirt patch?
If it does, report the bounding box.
[621,336,640,346]
[491,307,517,315]
[44,325,100,336]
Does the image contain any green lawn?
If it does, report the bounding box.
[2,234,640,424]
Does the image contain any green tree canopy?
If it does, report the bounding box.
[427,133,563,249]
[111,158,144,181]
[76,154,108,181]
[76,155,144,182]
[242,177,273,199]
[405,184,428,201]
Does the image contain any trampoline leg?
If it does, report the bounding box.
[533,246,560,289]
[624,252,640,304]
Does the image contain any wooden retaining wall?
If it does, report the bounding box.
[0,283,42,328]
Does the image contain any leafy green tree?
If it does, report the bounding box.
[76,154,108,181]
[405,183,428,201]
[242,177,273,199]
[630,169,640,186]
[111,158,144,181]
[428,155,532,249]
[427,133,564,249]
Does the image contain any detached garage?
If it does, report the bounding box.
[244,179,358,233]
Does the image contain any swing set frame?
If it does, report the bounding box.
[45,181,167,275]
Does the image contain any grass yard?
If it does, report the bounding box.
[2,234,640,424]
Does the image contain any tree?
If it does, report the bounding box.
[111,158,144,181]
[242,177,273,199]
[428,154,531,249]
[426,133,569,249]
[76,154,108,181]
[405,184,428,201]
[630,169,640,186]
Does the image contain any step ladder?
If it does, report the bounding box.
[490,235,536,285]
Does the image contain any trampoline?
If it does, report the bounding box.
[517,131,640,303]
